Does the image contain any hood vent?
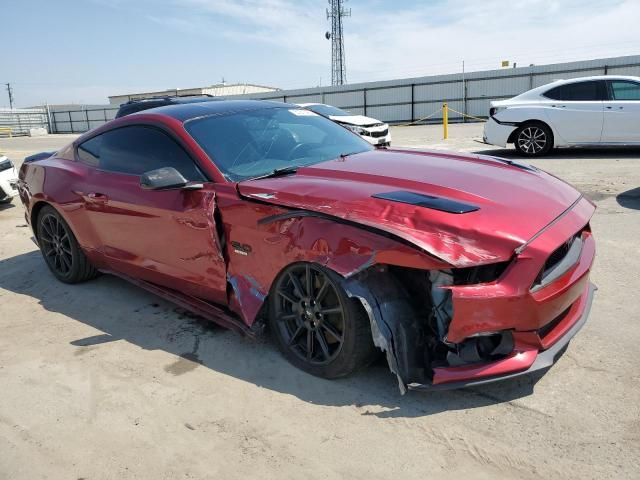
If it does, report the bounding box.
[372,191,479,214]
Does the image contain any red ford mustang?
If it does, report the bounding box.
[18,100,596,393]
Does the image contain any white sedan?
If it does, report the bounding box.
[483,75,640,156]
[298,103,391,146]
[0,155,19,204]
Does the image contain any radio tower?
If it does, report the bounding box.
[326,0,350,86]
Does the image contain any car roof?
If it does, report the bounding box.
[553,75,640,84]
[144,99,297,122]
[115,95,221,118]
[508,75,640,101]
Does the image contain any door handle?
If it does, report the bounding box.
[605,106,624,110]
[87,192,109,202]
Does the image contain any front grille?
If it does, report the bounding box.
[531,231,583,291]
[545,239,573,272]
[370,129,388,138]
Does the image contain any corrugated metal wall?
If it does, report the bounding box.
[0,108,48,136]
[226,54,640,124]
[45,54,640,133]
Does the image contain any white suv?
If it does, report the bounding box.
[299,103,391,146]
[483,75,640,156]
[0,155,19,204]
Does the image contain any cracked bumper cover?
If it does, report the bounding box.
[410,282,595,391]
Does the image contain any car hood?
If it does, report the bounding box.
[329,115,385,127]
[237,149,583,267]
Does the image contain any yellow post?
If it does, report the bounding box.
[442,103,448,140]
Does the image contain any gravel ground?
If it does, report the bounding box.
[0,126,639,479]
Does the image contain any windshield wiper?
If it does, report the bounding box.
[338,151,362,160]
[248,166,299,181]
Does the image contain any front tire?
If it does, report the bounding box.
[37,205,98,283]
[514,122,553,157]
[269,263,378,379]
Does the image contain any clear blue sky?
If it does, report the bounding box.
[3,0,639,107]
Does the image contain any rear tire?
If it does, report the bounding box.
[514,122,553,157]
[269,263,378,379]
[37,205,98,284]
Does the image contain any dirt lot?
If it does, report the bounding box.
[1,125,639,479]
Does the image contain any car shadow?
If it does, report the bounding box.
[616,187,640,210]
[0,202,16,212]
[473,146,640,159]
[0,250,547,418]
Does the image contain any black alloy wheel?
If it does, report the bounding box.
[269,263,377,378]
[37,205,98,283]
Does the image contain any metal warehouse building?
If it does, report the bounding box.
[3,54,639,136]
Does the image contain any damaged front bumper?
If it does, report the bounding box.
[345,197,596,394]
[409,282,595,391]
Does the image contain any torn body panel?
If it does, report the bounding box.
[339,197,595,392]
[216,183,449,327]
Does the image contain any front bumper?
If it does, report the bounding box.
[0,167,19,201]
[362,133,392,146]
[483,117,517,148]
[359,125,391,146]
[410,282,595,391]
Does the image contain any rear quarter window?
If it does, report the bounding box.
[543,81,607,101]
[77,136,102,167]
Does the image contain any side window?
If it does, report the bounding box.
[544,81,606,101]
[79,126,205,181]
[77,135,102,167]
[609,81,640,101]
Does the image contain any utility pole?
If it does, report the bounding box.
[325,0,350,86]
[5,83,14,109]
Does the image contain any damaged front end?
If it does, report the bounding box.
[343,222,595,394]
[343,264,513,393]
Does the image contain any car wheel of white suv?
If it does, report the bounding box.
[514,122,553,157]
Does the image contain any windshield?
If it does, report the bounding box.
[306,104,351,117]
[185,107,373,181]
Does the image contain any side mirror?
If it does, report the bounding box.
[140,167,202,190]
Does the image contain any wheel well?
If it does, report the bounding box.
[30,201,50,238]
[507,120,554,146]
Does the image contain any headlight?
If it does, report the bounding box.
[346,125,366,135]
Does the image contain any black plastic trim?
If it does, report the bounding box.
[372,191,480,214]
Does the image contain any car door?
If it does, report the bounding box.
[75,125,228,305]
[601,79,640,143]
[543,80,606,144]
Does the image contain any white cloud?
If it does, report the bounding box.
[152,0,640,84]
